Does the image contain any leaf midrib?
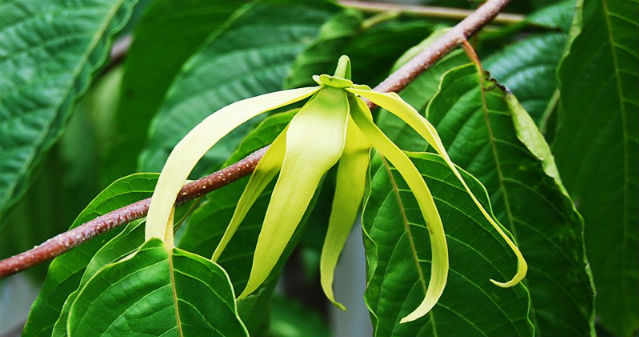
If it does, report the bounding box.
[167,251,184,337]
[381,158,428,294]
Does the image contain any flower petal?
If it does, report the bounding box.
[348,88,527,287]
[320,113,371,310]
[146,87,319,243]
[212,128,288,261]
[240,87,350,298]
[349,96,448,323]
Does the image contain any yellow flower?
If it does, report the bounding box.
[145,56,527,323]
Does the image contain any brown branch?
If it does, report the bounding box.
[339,0,524,25]
[0,148,266,278]
[0,0,511,278]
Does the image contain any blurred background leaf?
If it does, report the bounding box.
[138,0,338,176]
[0,0,138,222]
[103,0,247,184]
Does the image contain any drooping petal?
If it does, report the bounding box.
[349,96,448,323]
[320,113,371,309]
[240,87,350,298]
[146,87,319,244]
[348,88,527,287]
[212,128,288,261]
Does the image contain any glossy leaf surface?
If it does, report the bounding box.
[68,239,248,336]
[553,0,639,335]
[363,153,533,336]
[23,173,158,337]
[427,64,594,336]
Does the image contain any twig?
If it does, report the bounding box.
[0,148,265,278]
[0,0,511,278]
[339,0,524,25]
[375,0,510,94]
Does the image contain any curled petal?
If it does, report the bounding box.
[146,87,319,244]
[320,113,371,309]
[240,87,350,298]
[349,96,448,323]
[212,128,288,261]
[347,88,527,287]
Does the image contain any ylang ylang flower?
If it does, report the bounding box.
[145,56,527,323]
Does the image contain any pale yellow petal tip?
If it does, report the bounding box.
[330,299,347,311]
[489,258,528,288]
[400,308,430,324]
[399,299,437,324]
[490,279,515,288]
[322,284,347,311]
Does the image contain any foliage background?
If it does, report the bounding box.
[0,0,636,336]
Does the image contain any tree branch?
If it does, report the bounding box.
[340,0,523,25]
[0,0,511,278]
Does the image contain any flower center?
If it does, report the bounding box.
[313,74,353,88]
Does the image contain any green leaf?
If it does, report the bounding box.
[552,0,639,335]
[484,33,566,125]
[0,0,137,220]
[50,221,144,337]
[23,173,159,337]
[139,0,336,175]
[67,238,248,336]
[1,66,124,278]
[103,0,245,183]
[426,64,594,336]
[484,1,575,126]
[362,152,533,336]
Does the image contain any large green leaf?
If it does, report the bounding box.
[67,238,248,336]
[425,64,594,336]
[0,0,137,220]
[363,153,533,337]
[139,0,335,175]
[552,0,639,335]
[23,173,159,337]
[103,0,245,183]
